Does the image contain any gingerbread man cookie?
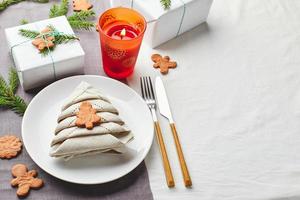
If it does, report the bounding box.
[151,54,177,74]
[0,135,22,159]
[32,27,55,51]
[75,101,101,129]
[73,0,93,12]
[11,164,43,197]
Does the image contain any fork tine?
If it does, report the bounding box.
[145,77,152,100]
[148,77,156,101]
[140,77,145,99]
[142,77,147,99]
[143,77,149,99]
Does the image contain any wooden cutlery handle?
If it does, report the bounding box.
[154,121,175,188]
[170,123,192,187]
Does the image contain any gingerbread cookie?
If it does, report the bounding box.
[75,101,101,129]
[32,27,55,51]
[151,54,177,74]
[11,164,43,197]
[73,0,93,12]
[0,135,22,159]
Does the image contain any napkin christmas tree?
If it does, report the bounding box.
[50,81,133,160]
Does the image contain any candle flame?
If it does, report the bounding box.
[120,28,126,37]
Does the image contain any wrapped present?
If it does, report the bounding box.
[109,0,213,47]
[5,16,85,91]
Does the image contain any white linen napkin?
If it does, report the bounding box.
[49,81,133,160]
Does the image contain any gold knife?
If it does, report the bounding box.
[155,76,192,187]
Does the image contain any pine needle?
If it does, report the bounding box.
[55,34,79,44]
[20,19,29,24]
[67,10,95,21]
[0,0,49,12]
[0,0,25,12]
[49,0,69,18]
[68,20,95,30]
[9,68,19,93]
[160,0,171,10]
[0,68,27,116]
[67,10,95,30]
[19,29,40,38]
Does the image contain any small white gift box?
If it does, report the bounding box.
[5,16,85,91]
[109,0,213,47]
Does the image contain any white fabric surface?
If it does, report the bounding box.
[128,0,300,199]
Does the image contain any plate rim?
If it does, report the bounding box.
[22,75,154,185]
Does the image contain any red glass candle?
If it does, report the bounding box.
[98,8,147,79]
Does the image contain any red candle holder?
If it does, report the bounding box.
[98,7,147,79]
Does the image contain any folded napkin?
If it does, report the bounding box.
[49,81,133,160]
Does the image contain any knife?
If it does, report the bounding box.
[155,76,192,187]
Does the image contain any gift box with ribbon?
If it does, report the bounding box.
[109,0,213,47]
[5,16,85,91]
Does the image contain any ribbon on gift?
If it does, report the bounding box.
[10,25,69,81]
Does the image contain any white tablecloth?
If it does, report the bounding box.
[130,0,300,199]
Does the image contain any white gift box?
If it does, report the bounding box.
[5,16,85,91]
[109,0,213,47]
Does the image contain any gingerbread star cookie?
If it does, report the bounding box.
[0,135,22,159]
[73,0,93,12]
[11,164,43,197]
[75,101,101,129]
[151,54,177,74]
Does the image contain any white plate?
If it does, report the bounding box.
[22,75,154,184]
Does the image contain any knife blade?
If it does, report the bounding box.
[155,77,174,123]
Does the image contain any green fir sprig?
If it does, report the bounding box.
[1,0,95,31]
[20,19,29,24]
[0,0,49,12]
[19,29,39,38]
[160,0,171,10]
[48,0,95,31]
[19,25,79,56]
[0,0,25,12]
[49,0,69,18]
[67,10,95,30]
[0,68,27,116]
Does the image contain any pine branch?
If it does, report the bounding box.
[0,68,27,116]
[20,19,29,25]
[19,29,40,38]
[160,0,171,10]
[0,75,9,96]
[67,10,95,21]
[9,68,19,93]
[67,10,95,30]
[68,20,95,30]
[0,0,24,12]
[0,0,49,12]
[55,34,79,44]
[0,95,27,115]
[49,0,69,18]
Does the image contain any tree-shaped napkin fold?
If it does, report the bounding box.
[49,81,134,160]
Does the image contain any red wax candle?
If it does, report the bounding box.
[98,8,146,79]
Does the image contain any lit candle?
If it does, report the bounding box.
[98,8,146,79]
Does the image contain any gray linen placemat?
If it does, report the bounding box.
[0,1,153,199]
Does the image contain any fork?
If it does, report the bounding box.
[140,76,175,188]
